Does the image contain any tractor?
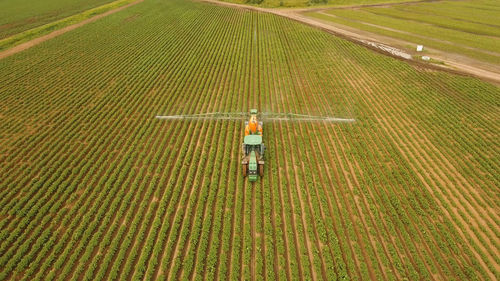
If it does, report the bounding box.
[241,109,265,182]
[156,109,355,183]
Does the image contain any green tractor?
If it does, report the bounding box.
[242,134,265,182]
[242,109,265,182]
[156,108,354,182]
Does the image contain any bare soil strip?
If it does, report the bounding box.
[0,0,144,60]
[199,0,500,85]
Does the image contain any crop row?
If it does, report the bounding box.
[0,0,498,280]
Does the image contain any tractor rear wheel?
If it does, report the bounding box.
[259,164,264,177]
[242,164,247,177]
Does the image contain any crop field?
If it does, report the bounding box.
[0,0,118,39]
[305,0,500,64]
[219,0,407,9]
[0,0,499,280]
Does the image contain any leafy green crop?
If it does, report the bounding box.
[0,0,498,280]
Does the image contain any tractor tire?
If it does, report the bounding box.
[259,164,264,177]
[242,164,247,177]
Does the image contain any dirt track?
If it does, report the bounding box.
[199,0,500,84]
[0,0,144,60]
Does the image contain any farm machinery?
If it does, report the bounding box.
[241,109,265,182]
[156,109,355,182]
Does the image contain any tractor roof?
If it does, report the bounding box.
[244,135,262,145]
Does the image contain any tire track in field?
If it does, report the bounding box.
[251,175,257,281]
[226,133,244,281]
[237,111,248,280]
[264,159,280,280]
[240,17,257,278]
[259,178,268,280]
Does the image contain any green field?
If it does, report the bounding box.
[305,0,500,63]
[0,0,499,280]
[0,0,117,39]
[219,0,408,9]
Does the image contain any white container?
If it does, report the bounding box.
[422,56,430,61]
[417,45,424,52]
